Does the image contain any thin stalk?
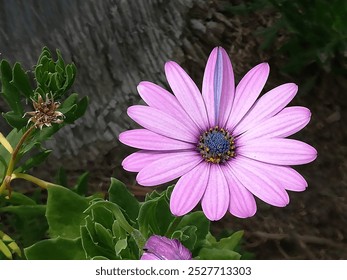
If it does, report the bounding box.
[0,126,35,194]
[11,173,52,189]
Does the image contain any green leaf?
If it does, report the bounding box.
[115,238,127,255]
[0,205,46,216]
[138,190,174,237]
[0,205,47,247]
[108,178,139,222]
[2,111,28,129]
[198,248,241,260]
[62,64,76,91]
[0,60,23,114]
[0,239,12,259]
[73,172,89,195]
[215,231,244,251]
[12,62,33,98]
[73,96,89,119]
[92,256,109,260]
[177,211,209,248]
[59,92,78,109]
[56,49,65,71]
[81,224,119,260]
[94,222,113,248]
[46,185,92,239]
[172,226,197,251]
[15,150,52,173]
[55,167,67,187]
[25,237,86,260]
[90,206,115,230]
[0,191,36,206]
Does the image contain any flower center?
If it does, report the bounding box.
[198,126,236,164]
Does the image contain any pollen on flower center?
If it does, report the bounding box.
[198,126,236,164]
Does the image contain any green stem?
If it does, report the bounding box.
[0,126,35,195]
[11,173,53,189]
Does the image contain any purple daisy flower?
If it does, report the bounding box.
[140,235,192,260]
[119,47,317,221]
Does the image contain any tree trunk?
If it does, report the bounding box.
[0,0,230,170]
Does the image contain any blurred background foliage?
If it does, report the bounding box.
[226,0,347,90]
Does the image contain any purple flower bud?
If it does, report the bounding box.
[140,235,192,260]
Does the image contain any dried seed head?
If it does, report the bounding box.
[25,93,64,129]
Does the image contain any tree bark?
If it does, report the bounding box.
[0,0,229,169]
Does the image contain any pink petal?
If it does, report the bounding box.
[201,164,229,221]
[165,61,209,130]
[170,162,210,216]
[265,165,308,192]
[122,151,173,172]
[127,105,197,143]
[202,47,235,127]
[226,63,270,130]
[119,129,194,150]
[233,83,298,136]
[221,165,257,218]
[237,138,317,165]
[228,157,289,207]
[237,106,311,144]
[137,81,199,132]
[141,235,192,260]
[136,151,202,186]
[231,156,307,192]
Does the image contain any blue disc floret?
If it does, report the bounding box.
[198,126,236,164]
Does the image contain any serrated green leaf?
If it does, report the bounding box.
[24,237,86,260]
[37,47,52,64]
[12,62,33,98]
[94,222,114,248]
[81,225,119,260]
[62,64,76,91]
[171,226,197,251]
[138,191,174,237]
[108,178,139,222]
[46,185,92,239]
[198,247,241,260]
[48,72,59,91]
[56,49,65,70]
[90,206,114,231]
[176,211,209,249]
